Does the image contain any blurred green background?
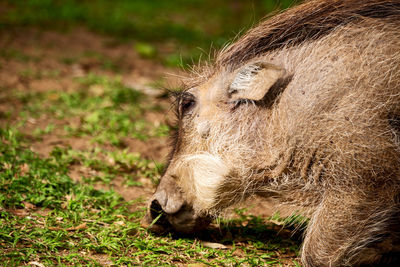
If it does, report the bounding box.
[1,0,297,66]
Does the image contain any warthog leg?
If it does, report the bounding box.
[301,192,400,266]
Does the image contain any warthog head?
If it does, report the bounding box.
[143,0,400,265]
[145,62,289,233]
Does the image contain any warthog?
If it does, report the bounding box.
[143,0,400,265]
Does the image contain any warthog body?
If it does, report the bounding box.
[144,0,400,265]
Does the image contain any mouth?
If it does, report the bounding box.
[141,200,212,235]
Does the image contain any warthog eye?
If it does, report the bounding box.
[178,92,196,116]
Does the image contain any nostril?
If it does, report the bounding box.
[150,199,163,218]
[143,199,171,234]
[153,189,167,209]
[150,199,169,226]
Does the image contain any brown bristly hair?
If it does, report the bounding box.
[218,0,400,69]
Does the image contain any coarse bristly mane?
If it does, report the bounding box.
[217,0,400,69]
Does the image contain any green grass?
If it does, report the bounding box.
[1,0,297,66]
[14,73,169,146]
[0,127,301,266]
[0,127,146,265]
[52,146,163,186]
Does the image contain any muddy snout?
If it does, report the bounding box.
[142,176,211,234]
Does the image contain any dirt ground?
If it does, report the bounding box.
[1,27,170,195]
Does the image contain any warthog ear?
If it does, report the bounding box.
[228,62,286,101]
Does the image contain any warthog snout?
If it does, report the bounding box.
[152,175,185,215]
[143,175,211,234]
